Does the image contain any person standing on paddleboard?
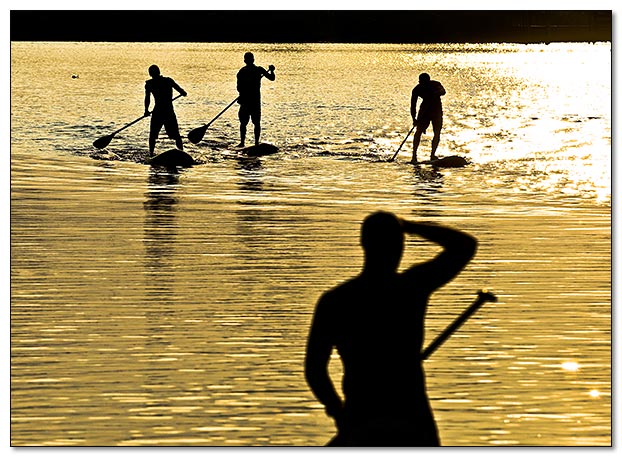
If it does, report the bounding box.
[236,52,275,148]
[410,73,446,164]
[144,65,187,155]
[305,212,477,446]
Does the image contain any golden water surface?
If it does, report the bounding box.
[10,42,611,446]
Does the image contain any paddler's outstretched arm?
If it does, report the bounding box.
[400,220,478,289]
[305,295,344,424]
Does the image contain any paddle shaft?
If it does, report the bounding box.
[94,94,184,149]
[203,97,239,129]
[390,125,415,162]
[116,93,183,135]
[421,290,497,360]
[187,96,239,144]
[109,114,144,136]
[188,68,273,144]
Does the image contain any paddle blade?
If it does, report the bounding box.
[188,125,208,145]
[93,134,114,149]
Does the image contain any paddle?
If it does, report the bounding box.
[389,125,415,162]
[187,97,240,145]
[93,94,183,149]
[188,64,275,145]
[422,290,497,360]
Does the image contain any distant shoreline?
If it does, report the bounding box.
[10,10,612,44]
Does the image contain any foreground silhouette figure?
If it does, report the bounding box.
[144,65,187,155]
[305,212,477,446]
[236,52,275,147]
[411,73,446,164]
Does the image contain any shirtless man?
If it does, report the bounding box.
[144,65,187,155]
[236,52,275,147]
[411,73,446,164]
[305,212,477,446]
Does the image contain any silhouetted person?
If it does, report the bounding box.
[144,65,187,155]
[411,73,446,164]
[236,52,275,147]
[305,212,477,446]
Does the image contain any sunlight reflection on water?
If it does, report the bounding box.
[10,41,611,446]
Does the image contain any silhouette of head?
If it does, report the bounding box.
[149,65,161,77]
[361,212,404,272]
[419,73,431,84]
[244,52,255,65]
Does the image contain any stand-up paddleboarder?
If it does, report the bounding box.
[411,73,446,164]
[144,65,187,155]
[236,52,275,147]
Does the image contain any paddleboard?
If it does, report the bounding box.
[148,149,197,168]
[240,143,279,157]
[417,155,468,168]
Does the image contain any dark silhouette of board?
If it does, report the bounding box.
[240,143,279,157]
[418,155,469,168]
[148,149,197,168]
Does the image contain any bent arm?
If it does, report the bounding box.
[410,89,418,121]
[304,298,343,420]
[261,66,276,81]
[401,220,477,289]
[144,88,151,116]
[171,80,187,97]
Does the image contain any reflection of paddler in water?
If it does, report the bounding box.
[305,212,477,446]
[236,156,264,190]
[236,52,275,148]
[235,147,267,191]
[143,170,180,279]
[142,170,181,393]
[144,65,187,156]
[413,164,443,183]
[411,73,446,164]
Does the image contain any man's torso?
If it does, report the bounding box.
[413,81,444,117]
[146,76,175,113]
[237,65,264,106]
[320,275,432,419]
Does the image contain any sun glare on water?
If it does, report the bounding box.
[561,361,580,372]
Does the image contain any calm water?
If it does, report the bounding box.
[10,42,611,446]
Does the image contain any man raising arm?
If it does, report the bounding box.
[305,212,476,446]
